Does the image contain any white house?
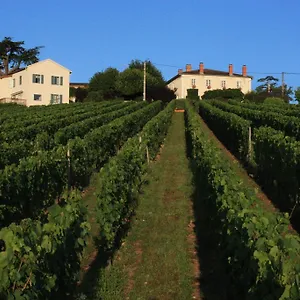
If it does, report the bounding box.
[167,62,252,99]
[0,59,71,106]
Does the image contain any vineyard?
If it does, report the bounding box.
[1,98,300,299]
[195,99,300,231]
[0,100,175,299]
[186,99,300,299]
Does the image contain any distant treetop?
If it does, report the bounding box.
[0,37,43,76]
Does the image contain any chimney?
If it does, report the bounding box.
[199,62,204,74]
[186,64,192,72]
[242,65,247,77]
[178,69,183,75]
[229,64,233,76]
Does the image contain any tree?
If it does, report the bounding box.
[264,97,286,106]
[84,91,104,102]
[128,59,165,86]
[256,76,279,93]
[0,37,43,75]
[147,86,176,103]
[69,87,76,98]
[89,67,119,99]
[202,88,244,100]
[117,60,165,99]
[251,76,293,103]
[294,87,300,102]
[75,87,88,102]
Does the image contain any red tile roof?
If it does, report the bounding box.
[167,68,252,84]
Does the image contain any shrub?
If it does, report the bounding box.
[187,89,200,100]
[84,91,104,102]
[264,97,286,106]
[202,88,244,100]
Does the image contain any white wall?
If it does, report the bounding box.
[167,73,252,99]
[0,59,71,106]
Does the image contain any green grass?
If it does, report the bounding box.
[78,173,100,280]
[92,113,197,300]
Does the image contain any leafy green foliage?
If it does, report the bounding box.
[84,91,104,102]
[0,37,43,75]
[128,59,165,85]
[294,87,300,103]
[70,87,76,98]
[0,102,162,226]
[251,76,293,103]
[69,101,162,187]
[0,101,118,143]
[185,100,300,299]
[0,189,90,299]
[74,87,88,103]
[228,99,300,118]
[146,86,176,103]
[88,68,120,99]
[198,100,251,160]
[96,100,175,249]
[264,97,286,106]
[117,60,165,99]
[186,89,199,100]
[0,102,125,167]
[196,98,300,231]
[53,102,137,145]
[201,88,244,100]
[254,126,300,215]
[256,76,279,93]
[209,99,300,140]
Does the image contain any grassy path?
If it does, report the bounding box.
[93,112,200,300]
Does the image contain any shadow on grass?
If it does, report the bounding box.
[184,119,230,300]
[188,159,230,300]
[72,181,153,300]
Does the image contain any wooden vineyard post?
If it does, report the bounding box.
[67,147,71,190]
[139,135,142,150]
[139,135,149,164]
[248,126,252,160]
[146,146,150,164]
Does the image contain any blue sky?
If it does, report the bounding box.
[3,0,300,98]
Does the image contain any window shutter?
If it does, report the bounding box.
[32,74,36,83]
[60,95,63,103]
[60,77,63,85]
[41,75,44,84]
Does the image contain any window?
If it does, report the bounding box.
[51,94,63,104]
[19,76,22,85]
[221,80,226,88]
[34,94,42,101]
[12,79,16,88]
[191,79,196,86]
[237,81,241,88]
[51,76,59,85]
[51,76,63,85]
[33,74,44,84]
[206,79,211,87]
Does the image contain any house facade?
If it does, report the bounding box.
[70,82,88,89]
[0,59,71,106]
[69,82,88,101]
[167,62,252,99]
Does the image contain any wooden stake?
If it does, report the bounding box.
[248,126,252,159]
[146,146,150,164]
[67,147,71,190]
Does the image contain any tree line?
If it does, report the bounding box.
[2,37,300,104]
[71,60,175,103]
